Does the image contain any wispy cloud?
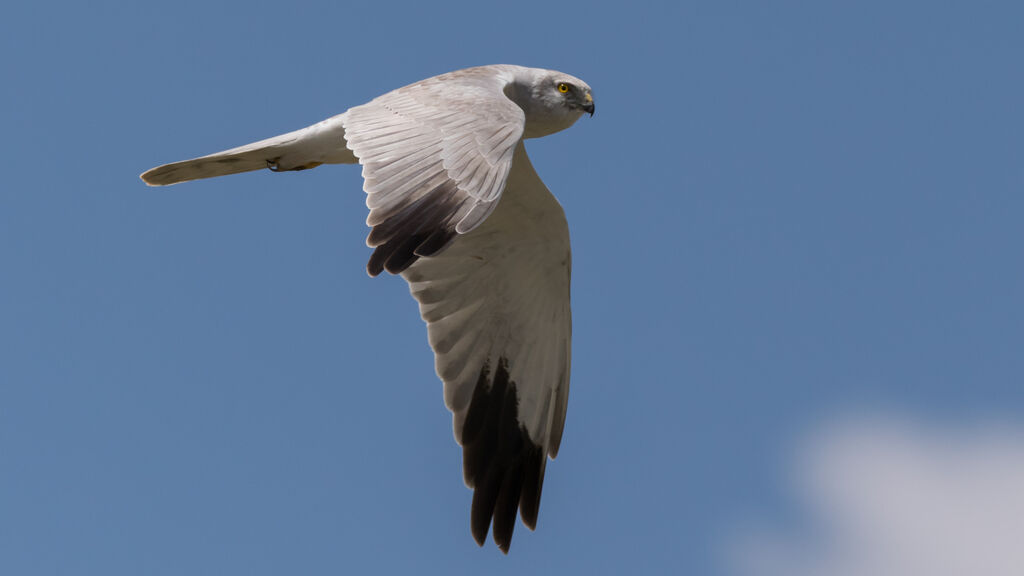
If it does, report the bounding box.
[728,416,1024,576]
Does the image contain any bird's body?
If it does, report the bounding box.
[141,64,593,553]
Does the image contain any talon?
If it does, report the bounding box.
[266,159,321,172]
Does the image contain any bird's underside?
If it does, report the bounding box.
[141,64,589,553]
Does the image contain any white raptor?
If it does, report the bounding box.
[141,64,594,553]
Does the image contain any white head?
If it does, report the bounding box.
[504,67,594,139]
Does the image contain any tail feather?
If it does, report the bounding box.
[140,113,356,186]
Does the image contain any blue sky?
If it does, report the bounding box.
[3,1,1023,574]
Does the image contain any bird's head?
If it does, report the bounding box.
[507,68,594,138]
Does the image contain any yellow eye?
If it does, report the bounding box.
[558,83,570,93]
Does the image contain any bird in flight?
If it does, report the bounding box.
[141,64,594,553]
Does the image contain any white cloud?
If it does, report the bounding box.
[728,416,1024,576]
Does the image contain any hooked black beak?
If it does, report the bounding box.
[582,92,595,117]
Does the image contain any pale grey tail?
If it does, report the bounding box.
[141,113,356,186]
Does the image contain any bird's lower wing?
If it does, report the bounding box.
[140,114,356,186]
[401,143,572,553]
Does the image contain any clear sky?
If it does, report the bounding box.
[3,1,1023,574]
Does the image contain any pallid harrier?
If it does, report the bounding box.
[141,64,594,553]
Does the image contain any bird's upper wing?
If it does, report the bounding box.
[341,66,525,276]
[402,142,572,553]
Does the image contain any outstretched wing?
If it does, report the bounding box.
[342,66,525,276]
[140,115,356,186]
[402,143,572,553]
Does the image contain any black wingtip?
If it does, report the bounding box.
[491,463,523,553]
[470,465,501,547]
[364,180,462,276]
[518,444,545,530]
[461,357,547,553]
[471,522,487,547]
